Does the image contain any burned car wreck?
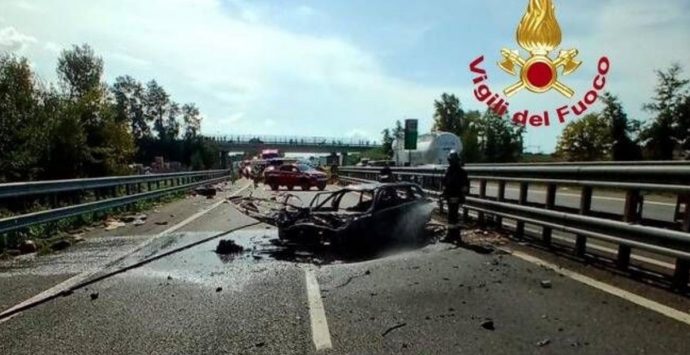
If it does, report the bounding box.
[232,182,435,247]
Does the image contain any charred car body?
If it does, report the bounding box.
[234,182,434,247]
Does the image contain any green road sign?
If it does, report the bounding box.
[404,119,418,150]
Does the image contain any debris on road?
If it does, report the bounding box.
[537,338,551,347]
[19,240,37,254]
[122,214,147,223]
[216,287,223,292]
[195,185,217,198]
[381,322,407,337]
[216,239,244,254]
[540,280,553,289]
[480,319,495,330]
[104,219,126,231]
[155,221,169,226]
[50,239,71,251]
[90,292,99,300]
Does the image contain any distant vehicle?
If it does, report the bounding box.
[276,182,433,246]
[393,131,462,166]
[261,149,280,160]
[264,163,328,191]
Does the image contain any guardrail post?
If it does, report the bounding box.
[576,186,592,257]
[618,189,642,270]
[515,182,528,239]
[542,184,557,246]
[126,184,132,195]
[673,206,690,291]
[478,179,487,226]
[496,181,506,227]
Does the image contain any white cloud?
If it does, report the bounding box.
[13,1,42,13]
[0,26,37,52]
[9,0,456,137]
[43,41,60,53]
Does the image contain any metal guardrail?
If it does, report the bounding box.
[0,170,229,199]
[209,134,379,148]
[0,170,231,236]
[340,163,690,290]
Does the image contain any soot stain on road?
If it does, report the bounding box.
[208,226,448,266]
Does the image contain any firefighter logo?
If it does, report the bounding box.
[498,0,581,98]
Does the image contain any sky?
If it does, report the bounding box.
[1,0,689,153]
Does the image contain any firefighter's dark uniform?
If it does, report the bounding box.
[379,165,393,183]
[443,158,469,241]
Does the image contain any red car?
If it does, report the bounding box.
[264,164,328,191]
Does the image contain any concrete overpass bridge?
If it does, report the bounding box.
[210,135,380,155]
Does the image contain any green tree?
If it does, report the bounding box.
[460,110,482,163]
[55,44,134,177]
[601,92,641,161]
[432,93,464,135]
[555,113,611,161]
[144,80,171,140]
[57,44,104,100]
[677,95,690,159]
[380,128,393,157]
[476,110,524,162]
[641,64,689,160]
[182,103,201,139]
[112,75,148,139]
[0,55,50,181]
[393,120,404,140]
[164,102,181,141]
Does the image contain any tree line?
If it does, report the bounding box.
[0,44,220,183]
[378,93,525,163]
[556,64,690,161]
[376,64,689,164]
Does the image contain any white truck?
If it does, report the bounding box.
[392,131,462,166]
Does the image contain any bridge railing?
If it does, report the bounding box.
[340,162,690,290]
[0,170,231,236]
[209,135,379,148]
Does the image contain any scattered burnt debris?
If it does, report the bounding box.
[480,319,495,330]
[381,322,407,337]
[195,185,218,198]
[215,239,244,255]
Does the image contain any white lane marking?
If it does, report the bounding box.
[0,182,251,323]
[304,268,333,351]
[506,249,690,326]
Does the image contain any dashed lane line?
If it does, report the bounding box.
[304,267,333,351]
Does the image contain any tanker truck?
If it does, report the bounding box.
[392,131,462,166]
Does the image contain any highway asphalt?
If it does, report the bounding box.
[0,180,689,354]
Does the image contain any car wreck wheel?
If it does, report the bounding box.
[270,184,278,191]
[317,184,326,191]
[287,185,294,191]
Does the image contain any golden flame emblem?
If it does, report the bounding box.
[499,0,581,97]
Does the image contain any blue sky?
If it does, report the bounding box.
[2,0,689,153]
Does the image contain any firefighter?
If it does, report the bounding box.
[442,150,469,242]
[379,162,394,183]
[330,162,339,184]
